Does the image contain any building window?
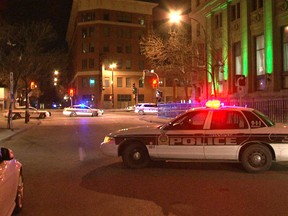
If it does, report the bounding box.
[103,27,110,37]
[81,12,95,22]
[138,17,145,25]
[124,29,132,39]
[117,77,123,87]
[282,26,288,88]
[103,13,109,21]
[126,78,131,88]
[89,59,94,68]
[117,45,123,53]
[252,0,263,11]
[89,42,95,52]
[82,42,88,53]
[82,59,87,69]
[138,94,144,102]
[104,94,112,101]
[89,78,95,88]
[104,77,110,87]
[117,59,122,69]
[125,45,132,53]
[126,60,131,70]
[234,42,242,75]
[231,3,240,21]
[214,13,222,29]
[139,60,145,70]
[117,94,131,102]
[82,28,87,38]
[103,43,109,52]
[89,27,94,36]
[256,35,265,90]
[117,12,132,23]
[197,43,205,67]
[139,79,144,88]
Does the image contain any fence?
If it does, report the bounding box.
[158,97,288,123]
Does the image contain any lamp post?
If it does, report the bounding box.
[169,11,210,100]
[109,63,116,109]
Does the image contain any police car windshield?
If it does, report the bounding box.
[253,110,275,127]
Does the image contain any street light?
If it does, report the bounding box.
[169,11,210,100]
[109,63,117,109]
[53,70,59,86]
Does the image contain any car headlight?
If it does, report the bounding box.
[103,135,114,143]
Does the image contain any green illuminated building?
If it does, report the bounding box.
[191,0,288,102]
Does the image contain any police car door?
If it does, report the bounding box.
[204,110,250,160]
[156,110,209,159]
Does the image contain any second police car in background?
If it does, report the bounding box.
[63,104,104,117]
[101,100,288,173]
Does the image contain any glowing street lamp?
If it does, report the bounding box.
[169,11,182,24]
[169,10,209,99]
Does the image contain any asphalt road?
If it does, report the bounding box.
[2,111,288,216]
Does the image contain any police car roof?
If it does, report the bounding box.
[190,105,254,112]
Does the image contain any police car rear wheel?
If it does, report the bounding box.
[122,143,150,169]
[241,144,272,173]
[70,112,77,117]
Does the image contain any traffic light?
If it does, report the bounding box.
[69,88,74,97]
[152,79,157,88]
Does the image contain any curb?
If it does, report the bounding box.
[0,120,41,143]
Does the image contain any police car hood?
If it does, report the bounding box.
[111,125,161,136]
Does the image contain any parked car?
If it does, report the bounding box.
[3,107,51,119]
[101,100,288,173]
[134,103,158,115]
[63,104,104,117]
[0,147,23,216]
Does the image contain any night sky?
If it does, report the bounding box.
[3,0,73,45]
[3,0,190,46]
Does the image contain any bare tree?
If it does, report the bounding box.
[0,21,67,124]
[140,29,196,101]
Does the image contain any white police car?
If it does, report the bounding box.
[63,104,103,117]
[100,100,288,173]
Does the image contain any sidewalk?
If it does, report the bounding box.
[0,112,40,143]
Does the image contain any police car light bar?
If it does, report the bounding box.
[205,100,222,108]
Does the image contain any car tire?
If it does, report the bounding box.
[70,112,77,117]
[122,143,150,169]
[241,144,272,173]
[13,172,24,214]
[138,110,144,115]
[39,113,46,119]
[92,112,98,117]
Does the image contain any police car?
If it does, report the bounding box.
[100,100,288,173]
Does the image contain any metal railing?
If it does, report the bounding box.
[158,98,288,123]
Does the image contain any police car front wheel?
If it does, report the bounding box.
[241,144,272,173]
[122,143,150,169]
